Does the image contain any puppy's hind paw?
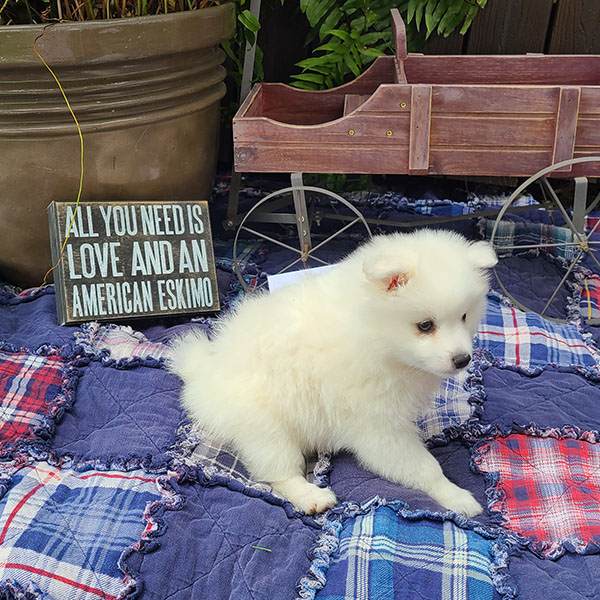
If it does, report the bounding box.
[273,477,337,515]
[441,488,483,518]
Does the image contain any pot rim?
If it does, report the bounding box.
[0,2,235,64]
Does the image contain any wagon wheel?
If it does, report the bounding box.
[233,183,372,292]
[490,156,600,324]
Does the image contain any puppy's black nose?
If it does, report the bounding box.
[452,353,471,369]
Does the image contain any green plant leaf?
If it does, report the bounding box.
[314,41,347,53]
[221,39,242,71]
[238,9,260,33]
[242,27,256,45]
[424,0,437,35]
[296,55,338,69]
[343,51,361,77]
[290,80,320,90]
[460,3,480,34]
[358,46,385,58]
[407,0,417,24]
[325,28,352,43]
[414,0,425,30]
[291,72,326,84]
[304,0,336,27]
[317,6,344,40]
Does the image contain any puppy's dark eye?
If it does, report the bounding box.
[462,313,467,322]
[417,320,435,333]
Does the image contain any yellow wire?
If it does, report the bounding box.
[33,26,84,290]
[585,277,592,320]
[0,0,10,17]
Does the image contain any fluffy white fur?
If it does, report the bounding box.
[169,229,497,516]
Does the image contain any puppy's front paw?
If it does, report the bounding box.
[439,487,483,518]
[296,485,337,515]
[273,477,337,515]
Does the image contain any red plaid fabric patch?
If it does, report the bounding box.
[581,275,600,320]
[474,434,600,557]
[0,350,66,453]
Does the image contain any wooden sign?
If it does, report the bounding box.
[47,201,220,325]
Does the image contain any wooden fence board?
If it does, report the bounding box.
[466,0,554,54]
[548,0,600,54]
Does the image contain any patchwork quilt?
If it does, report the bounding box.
[1,188,600,600]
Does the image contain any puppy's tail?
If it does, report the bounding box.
[167,328,213,381]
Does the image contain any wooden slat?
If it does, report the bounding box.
[235,84,262,118]
[234,142,600,178]
[466,0,554,54]
[430,115,555,148]
[429,148,553,177]
[431,85,558,114]
[343,95,370,115]
[548,0,600,54]
[404,55,600,85]
[234,142,558,177]
[552,87,581,169]
[233,142,409,174]
[579,88,600,116]
[354,85,411,113]
[234,115,410,146]
[390,8,408,83]
[574,117,600,148]
[409,85,432,172]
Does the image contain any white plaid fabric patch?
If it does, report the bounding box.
[417,370,473,442]
[76,323,173,363]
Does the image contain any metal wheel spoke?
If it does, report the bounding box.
[587,213,600,240]
[540,178,584,241]
[585,191,600,216]
[240,226,302,255]
[585,247,600,272]
[306,254,330,266]
[540,249,583,316]
[273,256,305,276]
[310,217,361,254]
[251,279,269,292]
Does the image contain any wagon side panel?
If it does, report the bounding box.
[233,85,415,174]
[426,85,560,177]
[571,87,600,176]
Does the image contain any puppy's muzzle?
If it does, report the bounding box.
[452,353,471,369]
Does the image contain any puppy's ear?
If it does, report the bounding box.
[468,241,498,269]
[363,252,416,292]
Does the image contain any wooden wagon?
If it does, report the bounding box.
[231,9,600,320]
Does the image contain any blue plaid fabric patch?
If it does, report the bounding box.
[480,219,577,261]
[317,505,494,600]
[476,294,598,374]
[417,370,474,441]
[0,462,161,599]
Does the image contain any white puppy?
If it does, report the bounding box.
[170,229,497,516]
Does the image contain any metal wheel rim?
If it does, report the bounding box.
[490,156,600,323]
[233,185,372,292]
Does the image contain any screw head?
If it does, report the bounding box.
[386,130,393,137]
[400,102,407,108]
[348,129,355,136]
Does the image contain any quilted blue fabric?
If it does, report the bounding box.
[50,361,184,470]
[125,477,320,600]
[1,189,600,599]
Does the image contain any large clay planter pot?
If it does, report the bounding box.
[0,3,235,287]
